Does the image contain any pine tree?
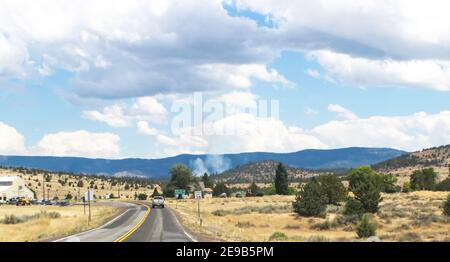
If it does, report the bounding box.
[353,176,382,213]
[317,174,347,204]
[348,166,383,213]
[292,178,327,217]
[202,172,214,188]
[275,163,289,195]
[248,181,259,196]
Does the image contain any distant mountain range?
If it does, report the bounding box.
[0,147,406,179]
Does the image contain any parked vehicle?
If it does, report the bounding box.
[55,201,70,207]
[40,200,54,205]
[151,196,165,208]
[7,198,18,205]
[16,197,31,206]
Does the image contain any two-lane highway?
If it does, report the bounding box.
[124,207,194,242]
[55,202,194,242]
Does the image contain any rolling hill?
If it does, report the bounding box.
[373,144,450,182]
[0,147,406,178]
[212,160,333,184]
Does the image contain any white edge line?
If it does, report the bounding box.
[53,202,138,242]
[168,207,198,242]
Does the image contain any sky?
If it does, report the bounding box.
[1,0,450,159]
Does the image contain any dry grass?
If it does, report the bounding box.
[169,191,450,242]
[0,203,118,242]
[0,168,160,200]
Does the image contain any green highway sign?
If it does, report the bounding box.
[174,189,186,199]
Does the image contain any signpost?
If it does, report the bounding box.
[194,191,202,226]
[84,190,94,224]
[174,189,186,209]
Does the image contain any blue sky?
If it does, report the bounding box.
[1,0,450,158]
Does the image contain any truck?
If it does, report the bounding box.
[151,196,165,208]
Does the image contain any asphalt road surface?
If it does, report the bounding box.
[124,206,194,242]
[55,202,194,242]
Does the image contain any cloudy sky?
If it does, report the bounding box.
[1,0,450,159]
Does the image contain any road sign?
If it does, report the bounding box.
[174,189,186,199]
[194,191,202,200]
[85,190,94,201]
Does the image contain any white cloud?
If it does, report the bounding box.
[142,113,327,156]
[3,1,450,94]
[309,50,450,91]
[311,111,450,152]
[306,69,320,79]
[328,104,358,120]
[0,122,26,154]
[0,0,284,98]
[0,33,30,78]
[227,0,450,90]
[33,130,120,158]
[304,107,318,116]
[197,63,292,89]
[82,96,167,127]
[137,121,158,136]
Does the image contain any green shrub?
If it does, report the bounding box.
[292,178,327,217]
[317,174,347,204]
[284,224,300,229]
[443,194,450,217]
[2,214,22,224]
[435,178,450,191]
[410,168,437,190]
[212,209,230,216]
[235,221,255,228]
[348,167,383,213]
[310,220,337,231]
[268,232,288,241]
[46,211,61,219]
[344,197,365,217]
[356,214,376,238]
[137,193,148,200]
[402,182,412,193]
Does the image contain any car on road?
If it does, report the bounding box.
[7,198,19,205]
[151,196,165,208]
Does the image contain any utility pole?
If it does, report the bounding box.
[42,174,46,202]
[87,190,91,225]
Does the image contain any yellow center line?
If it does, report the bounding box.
[114,203,151,242]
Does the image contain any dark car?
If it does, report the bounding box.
[55,201,70,207]
[7,198,19,205]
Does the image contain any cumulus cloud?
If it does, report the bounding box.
[309,50,450,90]
[139,105,450,156]
[311,111,450,152]
[33,130,120,158]
[227,0,450,90]
[2,0,450,94]
[328,104,358,120]
[137,121,158,136]
[141,113,327,156]
[82,96,167,127]
[0,0,285,98]
[0,122,26,154]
